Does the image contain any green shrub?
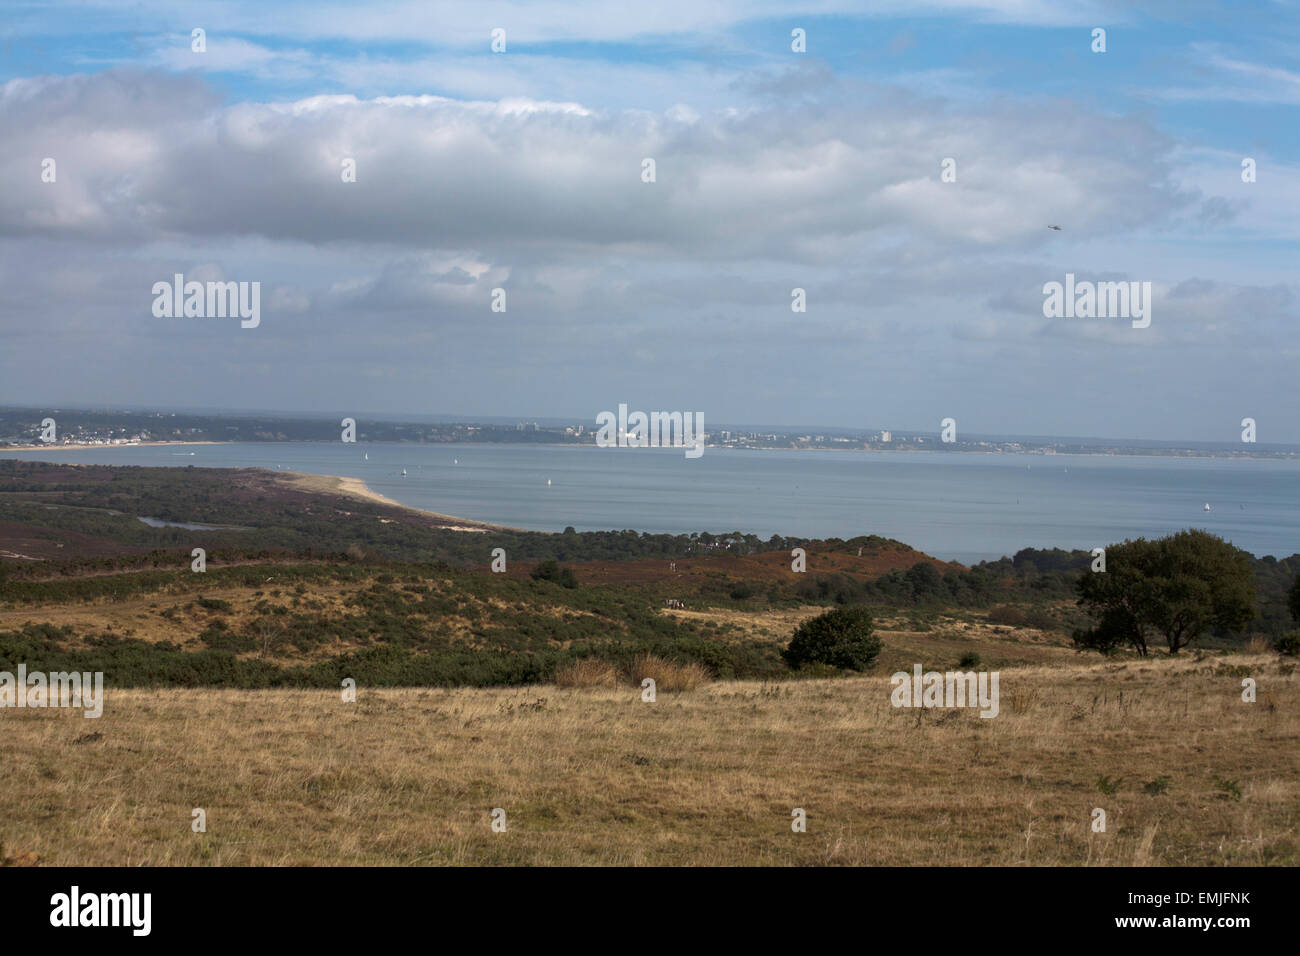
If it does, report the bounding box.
[531,559,578,588]
[987,605,1026,627]
[199,626,257,653]
[1142,776,1171,795]
[1213,777,1243,801]
[1095,775,1122,795]
[1023,608,1056,631]
[1274,631,1300,656]
[728,581,756,600]
[782,606,880,671]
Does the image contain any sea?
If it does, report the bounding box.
[2,442,1297,564]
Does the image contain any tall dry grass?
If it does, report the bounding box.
[555,653,711,691]
[627,653,711,692]
[1,654,1294,866]
[1245,636,1274,655]
[552,658,620,688]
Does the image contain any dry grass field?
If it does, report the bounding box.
[2,653,1295,866]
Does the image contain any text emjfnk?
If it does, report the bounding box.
[595,405,704,459]
[152,274,260,328]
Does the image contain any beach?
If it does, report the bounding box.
[280,470,502,533]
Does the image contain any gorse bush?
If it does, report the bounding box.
[530,559,578,588]
[987,605,1026,627]
[1024,608,1057,630]
[1275,631,1300,657]
[782,605,880,671]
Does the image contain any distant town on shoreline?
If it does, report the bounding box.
[1,405,1296,460]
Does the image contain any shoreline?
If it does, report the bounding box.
[278,470,508,534]
[0,445,515,534]
[0,450,1291,559]
[0,438,1294,463]
[0,441,220,452]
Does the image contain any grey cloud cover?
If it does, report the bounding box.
[0,61,1294,440]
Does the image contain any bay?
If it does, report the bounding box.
[2,442,1296,563]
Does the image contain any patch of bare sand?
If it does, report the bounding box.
[279,471,503,532]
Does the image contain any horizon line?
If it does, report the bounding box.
[0,401,1295,452]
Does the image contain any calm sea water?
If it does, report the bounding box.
[2,443,1297,563]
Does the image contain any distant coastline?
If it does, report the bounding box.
[0,437,1291,464]
[0,440,219,452]
[4,407,1297,461]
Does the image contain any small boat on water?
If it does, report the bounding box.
[1203,503,1211,512]
[401,468,407,476]
[364,453,368,461]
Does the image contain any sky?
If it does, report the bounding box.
[1,0,1297,442]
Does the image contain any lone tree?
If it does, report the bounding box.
[783,605,881,671]
[1074,530,1255,656]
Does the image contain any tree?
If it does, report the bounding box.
[905,561,944,600]
[782,605,880,671]
[1075,531,1255,656]
[254,617,286,659]
[1288,574,1300,626]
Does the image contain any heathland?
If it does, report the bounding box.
[0,459,1296,865]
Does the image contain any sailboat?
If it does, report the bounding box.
[1203,503,1211,512]
[401,468,407,477]
[364,453,368,461]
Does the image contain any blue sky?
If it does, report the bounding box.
[1,1,1297,441]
